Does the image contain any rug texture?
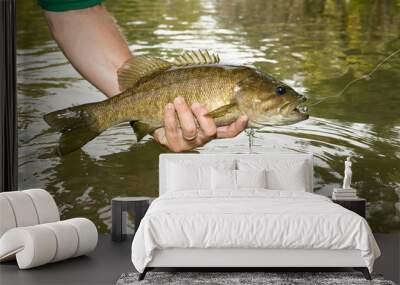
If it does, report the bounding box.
[116,272,396,285]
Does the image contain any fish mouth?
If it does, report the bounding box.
[250,97,309,127]
[275,97,308,117]
[292,104,308,115]
[287,97,308,116]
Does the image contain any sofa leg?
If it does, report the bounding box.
[138,268,148,281]
[354,267,371,280]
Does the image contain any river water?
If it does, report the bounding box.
[17,0,400,233]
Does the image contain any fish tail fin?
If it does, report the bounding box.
[44,103,104,156]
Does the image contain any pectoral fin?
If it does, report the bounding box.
[129,121,157,142]
[117,56,172,92]
[205,103,237,119]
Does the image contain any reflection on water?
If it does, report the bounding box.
[17,0,400,233]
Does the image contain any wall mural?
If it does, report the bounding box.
[17,0,400,233]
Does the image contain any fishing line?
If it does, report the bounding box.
[309,47,400,107]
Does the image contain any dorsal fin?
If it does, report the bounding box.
[117,51,221,91]
[173,50,220,66]
[117,56,172,92]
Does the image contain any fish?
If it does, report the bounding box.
[44,50,309,155]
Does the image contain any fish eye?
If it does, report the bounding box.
[275,86,286,96]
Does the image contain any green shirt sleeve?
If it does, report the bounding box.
[38,0,103,12]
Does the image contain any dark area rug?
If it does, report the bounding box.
[116,272,396,285]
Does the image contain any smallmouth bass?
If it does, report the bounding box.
[44,50,308,155]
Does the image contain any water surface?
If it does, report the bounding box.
[17,0,400,233]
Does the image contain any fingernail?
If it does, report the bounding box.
[174,97,184,104]
[166,103,174,110]
[240,115,249,121]
[191,102,201,109]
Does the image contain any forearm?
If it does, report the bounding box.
[44,5,132,97]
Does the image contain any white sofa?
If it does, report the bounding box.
[0,189,98,269]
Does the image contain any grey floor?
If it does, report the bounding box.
[0,234,399,285]
[0,235,133,285]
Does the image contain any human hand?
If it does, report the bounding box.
[153,97,248,152]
